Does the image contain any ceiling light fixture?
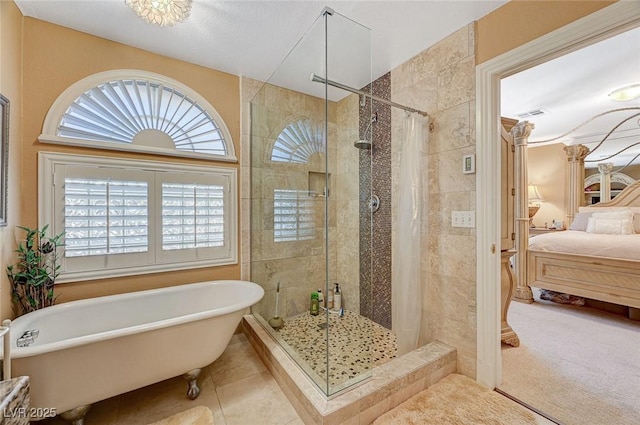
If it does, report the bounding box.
[608,83,640,102]
[125,0,192,27]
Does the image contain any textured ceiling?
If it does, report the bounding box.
[14,0,507,100]
[13,1,640,166]
[501,25,640,168]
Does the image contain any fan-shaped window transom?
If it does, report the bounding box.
[271,119,325,163]
[40,70,236,162]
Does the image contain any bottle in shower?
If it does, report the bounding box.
[334,283,342,311]
[327,288,334,310]
[310,292,319,316]
[317,288,324,308]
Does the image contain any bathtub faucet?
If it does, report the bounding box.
[17,329,39,347]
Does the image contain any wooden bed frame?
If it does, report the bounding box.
[527,180,640,309]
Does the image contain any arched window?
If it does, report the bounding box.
[38,71,238,282]
[39,70,236,162]
[271,119,324,163]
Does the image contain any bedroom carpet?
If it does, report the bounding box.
[500,292,640,425]
[373,373,538,425]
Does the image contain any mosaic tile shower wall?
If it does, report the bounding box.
[359,72,392,330]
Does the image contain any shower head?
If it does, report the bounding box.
[354,113,377,150]
[354,139,372,149]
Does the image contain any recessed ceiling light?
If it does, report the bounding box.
[608,83,640,102]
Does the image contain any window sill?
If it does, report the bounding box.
[55,257,238,284]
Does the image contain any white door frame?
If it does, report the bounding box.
[475,0,640,389]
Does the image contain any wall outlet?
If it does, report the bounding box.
[452,211,475,228]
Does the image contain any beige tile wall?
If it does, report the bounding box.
[391,23,477,377]
[241,77,360,320]
[335,94,361,312]
[244,24,478,376]
[240,78,264,282]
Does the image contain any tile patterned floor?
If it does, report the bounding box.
[36,329,555,425]
[40,333,303,425]
[273,310,397,390]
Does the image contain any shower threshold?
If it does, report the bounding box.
[242,315,457,425]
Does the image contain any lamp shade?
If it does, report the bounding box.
[528,184,544,203]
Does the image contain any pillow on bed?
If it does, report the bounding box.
[569,212,592,231]
[586,210,634,235]
[577,207,640,233]
[591,209,633,219]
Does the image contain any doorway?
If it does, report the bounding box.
[476,0,640,391]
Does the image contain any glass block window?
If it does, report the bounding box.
[273,189,316,242]
[162,183,225,250]
[64,178,148,257]
[40,152,237,282]
[271,119,325,163]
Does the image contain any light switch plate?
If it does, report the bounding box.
[452,211,475,228]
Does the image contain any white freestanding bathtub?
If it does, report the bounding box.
[2,280,263,423]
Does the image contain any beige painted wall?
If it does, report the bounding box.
[476,0,615,64]
[528,144,568,228]
[530,152,639,228]
[5,17,242,313]
[0,0,24,319]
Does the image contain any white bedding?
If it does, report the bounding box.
[528,230,640,261]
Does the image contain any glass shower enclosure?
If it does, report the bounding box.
[249,8,382,396]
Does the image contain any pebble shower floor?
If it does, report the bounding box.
[275,310,397,389]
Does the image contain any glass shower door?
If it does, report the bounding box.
[249,7,373,396]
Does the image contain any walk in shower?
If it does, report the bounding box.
[249,8,427,396]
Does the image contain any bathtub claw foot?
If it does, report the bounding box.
[60,405,92,425]
[184,368,201,400]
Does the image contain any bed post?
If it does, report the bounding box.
[513,121,534,304]
[563,145,589,224]
[598,163,614,203]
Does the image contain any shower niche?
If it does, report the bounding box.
[249,7,398,396]
[308,171,329,198]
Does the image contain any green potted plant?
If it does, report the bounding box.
[6,225,64,316]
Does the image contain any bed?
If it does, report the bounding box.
[527,180,640,309]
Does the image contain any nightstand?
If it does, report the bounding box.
[529,227,564,236]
